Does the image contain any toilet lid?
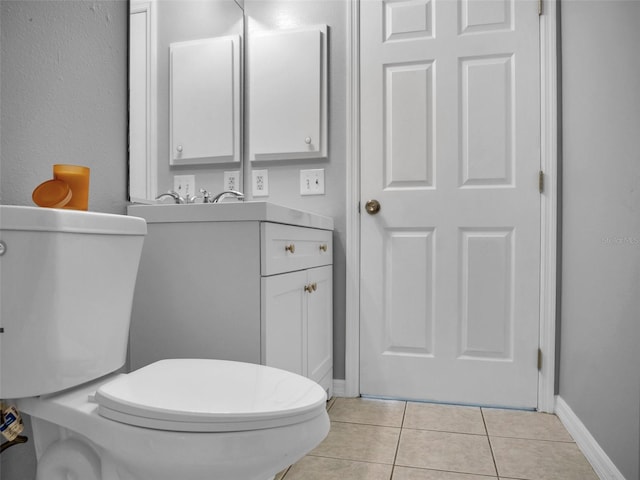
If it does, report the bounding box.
[95,359,327,432]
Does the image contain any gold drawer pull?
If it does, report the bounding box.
[285,244,295,254]
[304,283,318,293]
[319,244,328,252]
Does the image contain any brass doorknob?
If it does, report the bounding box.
[365,199,381,215]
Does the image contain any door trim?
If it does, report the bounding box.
[344,0,558,412]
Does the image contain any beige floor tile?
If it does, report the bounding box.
[491,437,599,480]
[393,466,497,479]
[403,403,486,435]
[283,456,393,480]
[329,397,406,427]
[482,408,574,442]
[311,421,401,464]
[396,429,496,476]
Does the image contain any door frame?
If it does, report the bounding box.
[344,0,559,413]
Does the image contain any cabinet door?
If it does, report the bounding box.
[261,270,307,375]
[306,266,333,383]
[248,26,327,161]
[170,36,240,165]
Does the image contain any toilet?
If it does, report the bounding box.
[0,205,329,480]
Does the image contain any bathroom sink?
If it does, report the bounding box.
[127,201,334,229]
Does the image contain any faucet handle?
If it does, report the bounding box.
[199,188,213,203]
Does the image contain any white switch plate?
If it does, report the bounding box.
[252,169,269,197]
[224,170,241,191]
[300,169,325,195]
[174,175,196,198]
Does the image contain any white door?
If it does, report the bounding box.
[360,0,541,408]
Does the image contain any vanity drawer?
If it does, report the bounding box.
[261,223,332,275]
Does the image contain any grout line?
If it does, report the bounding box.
[306,453,393,465]
[487,433,576,443]
[481,408,500,478]
[389,401,408,480]
[399,426,488,436]
[278,465,291,479]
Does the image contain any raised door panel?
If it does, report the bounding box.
[306,266,333,383]
[261,271,307,376]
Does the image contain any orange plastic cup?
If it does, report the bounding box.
[53,164,90,210]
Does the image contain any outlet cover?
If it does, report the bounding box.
[174,175,196,198]
[224,170,241,191]
[252,169,269,197]
[300,169,325,196]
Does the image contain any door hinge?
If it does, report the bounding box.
[538,171,544,193]
[538,0,543,15]
[537,348,543,371]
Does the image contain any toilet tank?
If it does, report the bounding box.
[0,206,147,398]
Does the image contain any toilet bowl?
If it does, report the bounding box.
[19,359,328,480]
[0,206,329,479]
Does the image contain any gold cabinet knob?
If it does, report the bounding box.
[365,199,381,215]
[304,283,318,293]
[319,244,328,252]
[304,284,312,293]
[311,282,317,292]
[285,244,295,254]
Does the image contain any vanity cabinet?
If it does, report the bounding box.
[127,204,333,396]
[261,223,332,387]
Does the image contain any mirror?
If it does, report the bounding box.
[129,0,244,203]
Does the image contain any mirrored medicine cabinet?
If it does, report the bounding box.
[128,0,328,203]
[128,0,244,203]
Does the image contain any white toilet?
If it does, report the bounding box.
[0,205,329,480]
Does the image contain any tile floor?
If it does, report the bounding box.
[276,397,599,480]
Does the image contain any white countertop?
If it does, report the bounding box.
[127,201,334,230]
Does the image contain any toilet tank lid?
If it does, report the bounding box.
[0,205,147,236]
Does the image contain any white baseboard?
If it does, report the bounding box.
[332,379,346,398]
[555,396,627,480]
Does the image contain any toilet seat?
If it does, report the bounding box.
[94,359,327,433]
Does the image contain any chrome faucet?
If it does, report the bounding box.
[155,191,198,204]
[210,190,245,203]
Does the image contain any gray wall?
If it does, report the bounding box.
[0,0,129,214]
[559,1,640,479]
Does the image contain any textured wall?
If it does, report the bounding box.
[0,0,128,214]
[559,1,640,478]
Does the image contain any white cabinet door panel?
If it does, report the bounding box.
[170,36,240,165]
[248,26,327,160]
[307,266,333,384]
[262,270,307,375]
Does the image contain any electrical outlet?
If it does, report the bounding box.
[224,170,241,192]
[174,175,196,199]
[300,169,325,196]
[252,169,269,197]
